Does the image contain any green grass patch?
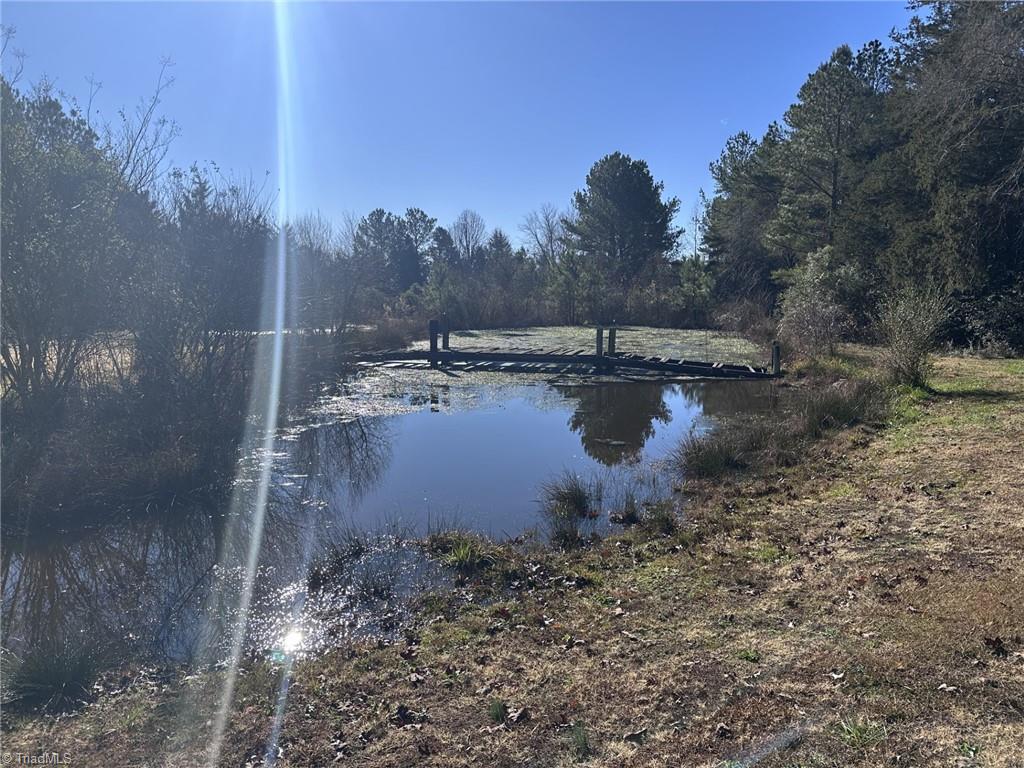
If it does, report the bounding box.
[488,698,509,723]
[824,481,855,499]
[736,648,762,663]
[749,542,787,563]
[568,720,593,761]
[1003,360,1024,376]
[790,354,867,380]
[836,716,886,750]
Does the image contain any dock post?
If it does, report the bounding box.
[607,323,617,355]
[771,340,781,376]
[441,314,450,350]
[429,319,440,368]
[595,327,604,358]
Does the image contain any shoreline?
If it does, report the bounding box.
[4,352,1023,766]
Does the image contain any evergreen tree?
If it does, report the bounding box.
[565,152,681,322]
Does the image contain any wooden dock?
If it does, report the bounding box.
[343,321,782,380]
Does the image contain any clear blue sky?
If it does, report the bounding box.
[2,2,913,242]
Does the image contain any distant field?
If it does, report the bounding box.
[410,325,767,367]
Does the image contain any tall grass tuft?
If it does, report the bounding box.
[2,639,104,713]
[539,472,602,549]
[674,379,887,480]
[425,530,496,577]
[672,418,780,478]
[798,379,886,438]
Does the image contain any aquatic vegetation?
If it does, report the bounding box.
[307,529,369,592]
[540,471,602,521]
[539,472,605,548]
[427,531,497,577]
[674,377,886,479]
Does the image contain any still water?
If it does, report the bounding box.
[1,375,771,667]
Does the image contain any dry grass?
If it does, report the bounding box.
[5,354,1023,767]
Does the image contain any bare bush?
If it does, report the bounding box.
[876,286,949,386]
[777,247,852,358]
[714,297,777,346]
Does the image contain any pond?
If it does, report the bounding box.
[295,377,773,538]
[1,329,774,670]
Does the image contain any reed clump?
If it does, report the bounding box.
[539,472,602,549]
[674,379,886,479]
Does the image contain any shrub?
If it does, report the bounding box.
[953,278,1024,356]
[777,246,853,358]
[714,298,777,346]
[876,285,949,387]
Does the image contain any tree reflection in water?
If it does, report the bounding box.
[1,379,774,669]
[0,414,399,668]
[556,382,672,465]
[556,379,774,465]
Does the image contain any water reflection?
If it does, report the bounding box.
[284,416,394,505]
[554,380,773,465]
[0,416,405,668]
[557,382,672,465]
[1,377,772,669]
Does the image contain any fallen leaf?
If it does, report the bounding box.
[507,707,529,725]
[623,727,648,744]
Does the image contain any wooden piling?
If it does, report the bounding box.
[595,327,604,358]
[441,314,450,350]
[608,324,617,355]
[428,319,440,367]
[771,340,781,376]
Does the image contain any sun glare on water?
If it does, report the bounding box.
[280,627,305,655]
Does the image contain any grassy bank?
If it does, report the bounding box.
[4,352,1023,767]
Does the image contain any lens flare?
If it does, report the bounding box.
[280,627,304,655]
[202,2,297,765]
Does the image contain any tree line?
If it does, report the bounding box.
[703,1,1024,354]
[0,66,690,530]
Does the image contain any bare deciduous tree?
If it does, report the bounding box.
[108,58,180,192]
[520,204,565,271]
[450,209,486,263]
